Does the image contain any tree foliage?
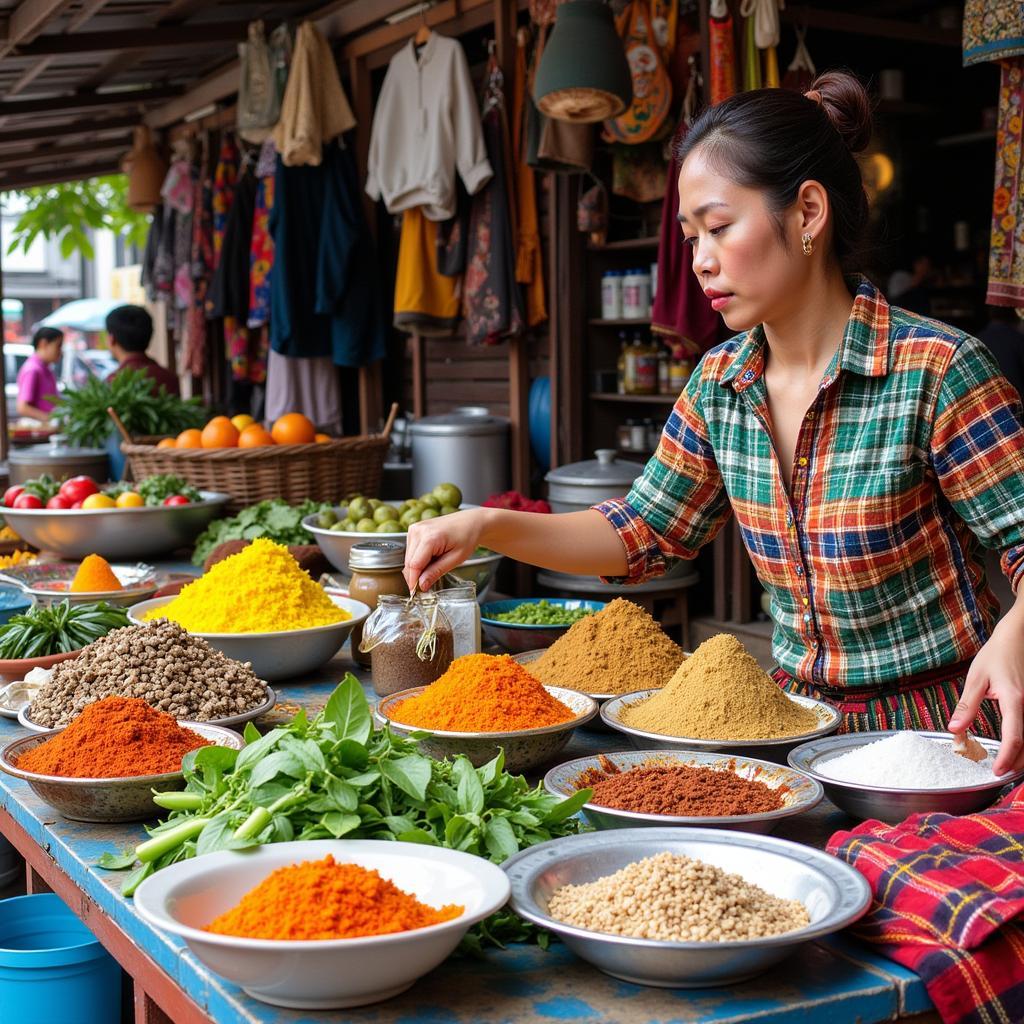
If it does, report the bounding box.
[2,174,149,262]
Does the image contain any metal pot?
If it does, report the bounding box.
[544,448,644,513]
[7,442,109,486]
[410,410,509,505]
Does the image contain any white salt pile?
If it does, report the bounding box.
[818,731,1003,789]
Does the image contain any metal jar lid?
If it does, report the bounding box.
[544,448,644,488]
[348,540,406,570]
[409,411,509,437]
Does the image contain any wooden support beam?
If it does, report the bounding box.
[0,159,121,189]
[66,0,113,32]
[0,137,127,170]
[779,7,960,46]
[145,61,237,128]
[75,49,146,91]
[17,21,252,56]
[0,0,76,57]
[0,84,181,116]
[0,113,138,146]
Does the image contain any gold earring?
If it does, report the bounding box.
[802,233,814,256]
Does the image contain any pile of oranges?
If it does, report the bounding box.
[158,413,332,450]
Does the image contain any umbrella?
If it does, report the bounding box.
[37,298,124,333]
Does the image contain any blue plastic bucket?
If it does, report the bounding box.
[0,893,120,1023]
[0,587,31,627]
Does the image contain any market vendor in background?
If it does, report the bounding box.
[105,304,180,396]
[405,71,1024,777]
[16,325,62,421]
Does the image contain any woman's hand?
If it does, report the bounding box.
[948,616,1024,775]
[403,509,486,593]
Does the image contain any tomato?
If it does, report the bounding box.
[46,494,72,510]
[70,501,84,509]
[59,476,99,504]
[162,495,190,507]
[2,486,24,507]
[12,493,42,509]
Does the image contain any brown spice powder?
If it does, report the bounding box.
[530,598,683,696]
[621,633,819,740]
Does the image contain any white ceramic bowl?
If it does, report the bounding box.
[127,594,370,681]
[134,839,511,1009]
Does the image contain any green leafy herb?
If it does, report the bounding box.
[191,499,331,565]
[20,474,61,504]
[104,475,202,506]
[0,600,130,659]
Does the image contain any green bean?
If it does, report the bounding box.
[136,817,211,862]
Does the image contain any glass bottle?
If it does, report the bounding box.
[347,541,408,668]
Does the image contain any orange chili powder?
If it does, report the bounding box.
[70,554,122,592]
[388,653,575,732]
[204,855,463,939]
[16,696,210,778]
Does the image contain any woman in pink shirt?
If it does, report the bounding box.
[16,327,62,421]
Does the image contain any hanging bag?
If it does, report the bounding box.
[602,0,672,145]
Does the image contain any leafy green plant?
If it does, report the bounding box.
[191,499,331,565]
[4,175,148,262]
[104,475,201,506]
[0,600,130,659]
[52,368,205,448]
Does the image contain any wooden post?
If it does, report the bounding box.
[410,333,426,418]
[0,233,8,466]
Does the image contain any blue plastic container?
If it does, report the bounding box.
[0,587,30,626]
[0,893,120,1024]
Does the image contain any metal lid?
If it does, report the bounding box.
[409,411,509,437]
[348,540,406,570]
[8,444,108,463]
[544,449,644,487]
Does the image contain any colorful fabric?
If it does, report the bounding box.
[248,172,274,329]
[594,278,1024,691]
[16,353,59,413]
[185,176,213,379]
[987,59,1024,308]
[709,14,736,105]
[394,207,461,336]
[827,783,1024,1024]
[210,135,239,263]
[963,0,1024,67]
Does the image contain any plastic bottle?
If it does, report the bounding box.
[623,335,638,394]
[657,344,670,394]
[633,331,658,395]
[601,270,623,320]
[622,269,642,319]
[616,334,627,394]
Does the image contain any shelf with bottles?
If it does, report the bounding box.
[609,325,694,399]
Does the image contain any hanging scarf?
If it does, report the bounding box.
[987,58,1024,309]
[708,0,736,105]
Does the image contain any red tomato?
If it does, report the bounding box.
[59,476,99,504]
[12,493,42,509]
[162,495,190,506]
[70,500,84,509]
[46,494,72,510]
[2,486,24,507]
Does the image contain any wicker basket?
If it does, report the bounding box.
[121,406,397,514]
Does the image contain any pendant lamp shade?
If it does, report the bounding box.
[123,125,167,213]
[533,0,632,124]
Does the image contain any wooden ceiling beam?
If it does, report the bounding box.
[0,0,77,58]
[0,113,138,146]
[779,8,960,47]
[66,0,114,33]
[75,48,146,91]
[0,137,126,169]
[0,159,122,189]
[0,83,181,116]
[17,20,253,56]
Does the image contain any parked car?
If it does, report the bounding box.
[4,343,118,420]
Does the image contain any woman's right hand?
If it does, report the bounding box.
[404,508,486,593]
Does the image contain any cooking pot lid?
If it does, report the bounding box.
[8,444,108,462]
[545,448,645,487]
[410,412,510,437]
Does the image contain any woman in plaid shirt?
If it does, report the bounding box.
[405,71,1024,776]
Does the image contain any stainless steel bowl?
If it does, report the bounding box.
[601,689,841,763]
[0,492,230,560]
[544,750,823,834]
[788,730,1024,823]
[0,722,245,822]
[0,560,161,608]
[375,685,598,773]
[504,828,871,988]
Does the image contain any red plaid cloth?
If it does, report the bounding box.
[827,783,1024,1024]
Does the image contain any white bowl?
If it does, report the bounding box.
[134,839,511,1009]
[127,594,370,681]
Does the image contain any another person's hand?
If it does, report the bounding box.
[404,509,486,593]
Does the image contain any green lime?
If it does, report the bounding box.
[418,493,442,510]
[375,520,401,533]
[368,499,381,510]
[356,518,377,533]
[317,510,338,528]
[433,483,462,507]
[348,498,371,521]
[419,508,438,520]
[373,505,399,523]
[439,505,457,516]
[399,509,420,528]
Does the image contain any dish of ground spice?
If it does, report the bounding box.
[14,695,211,778]
[387,653,576,733]
[621,633,820,740]
[70,554,123,593]
[530,598,684,696]
[574,757,787,817]
[204,855,463,940]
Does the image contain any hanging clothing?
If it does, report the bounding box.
[963,0,1024,66]
[210,135,239,263]
[273,21,355,166]
[238,21,293,144]
[184,176,213,379]
[248,173,275,329]
[394,207,462,335]
[365,33,493,220]
[265,348,342,434]
[708,5,736,104]
[987,59,1024,308]
[464,104,526,346]
[742,12,762,91]
[140,206,164,302]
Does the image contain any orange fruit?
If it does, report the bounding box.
[201,416,240,449]
[314,433,332,443]
[230,414,256,432]
[271,412,317,445]
[238,425,276,448]
[176,429,203,449]
[156,437,176,449]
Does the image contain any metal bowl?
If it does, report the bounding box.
[0,560,161,607]
[504,828,871,988]
[544,750,823,834]
[18,685,277,734]
[479,599,605,654]
[375,685,598,773]
[788,730,1024,823]
[128,594,370,682]
[601,689,842,764]
[0,492,230,560]
[0,722,245,822]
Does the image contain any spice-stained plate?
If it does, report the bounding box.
[601,689,841,764]
[0,561,161,608]
[544,750,823,835]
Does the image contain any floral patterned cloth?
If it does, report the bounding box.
[248,172,275,329]
[987,59,1024,308]
[963,0,1024,66]
[184,177,213,379]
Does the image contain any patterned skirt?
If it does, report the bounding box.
[772,662,1002,739]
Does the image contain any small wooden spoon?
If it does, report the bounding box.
[952,730,987,763]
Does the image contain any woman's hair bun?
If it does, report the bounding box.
[805,70,872,154]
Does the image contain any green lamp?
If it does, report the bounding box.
[533,0,632,124]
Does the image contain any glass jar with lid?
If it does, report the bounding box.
[435,579,481,658]
[348,541,409,667]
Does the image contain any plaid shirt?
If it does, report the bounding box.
[595,278,1024,688]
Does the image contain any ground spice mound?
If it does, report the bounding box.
[578,760,786,817]
[204,855,463,940]
[621,633,819,740]
[70,554,122,593]
[388,653,575,732]
[530,598,684,695]
[16,696,210,778]
[547,851,809,942]
[143,537,349,633]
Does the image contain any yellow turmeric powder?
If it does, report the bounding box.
[144,537,350,633]
[70,554,122,593]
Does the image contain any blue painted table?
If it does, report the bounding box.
[0,639,939,1024]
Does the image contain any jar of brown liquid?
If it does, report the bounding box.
[348,541,408,667]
